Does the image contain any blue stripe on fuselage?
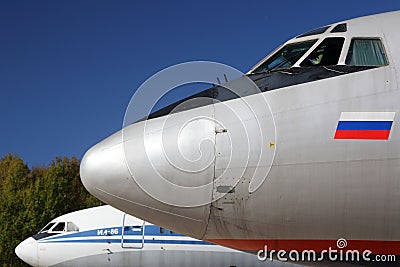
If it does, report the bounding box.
[41,225,183,241]
[41,238,212,245]
[336,121,393,130]
[37,225,211,246]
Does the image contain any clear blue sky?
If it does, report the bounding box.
[1,0,400,167]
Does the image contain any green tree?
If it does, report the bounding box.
[0,154,102,266]
[0,154,31,266]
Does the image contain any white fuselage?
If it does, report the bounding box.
[15,205,297,267]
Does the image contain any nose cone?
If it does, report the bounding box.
[15,237,38,267]
[80,117,215,239]
[80,130,129,200]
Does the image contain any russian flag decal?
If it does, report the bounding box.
[334,112,395,140]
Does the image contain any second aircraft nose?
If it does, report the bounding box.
[15,237,38,267]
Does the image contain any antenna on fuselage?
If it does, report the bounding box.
[216,74,228,85]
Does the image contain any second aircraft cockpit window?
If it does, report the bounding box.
[39,221,79,234]
[51,222,66,232]
[39,222,56,233]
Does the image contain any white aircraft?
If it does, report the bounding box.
[15,205,298,267]
[80,10,400,266]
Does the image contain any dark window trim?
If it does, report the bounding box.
[330,23,347,33]
[296,26,331,38]
[141,66,378,122]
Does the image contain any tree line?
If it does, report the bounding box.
[0,154,102,267]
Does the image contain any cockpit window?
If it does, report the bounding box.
[301,37,345,67]
[39,222,56,233]
[67,222,79,232]
[51,222,65,232]
[252,39,317,73]
[331,23,347,33]
[345,38,388,66]
[296,26,330,38]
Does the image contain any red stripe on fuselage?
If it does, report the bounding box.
[206,239,400,255]
[334,130,391,140]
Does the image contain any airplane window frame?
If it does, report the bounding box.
[251,39,318,73]
[39,222,56,233]
[66,222,79,232]
[330,23,347,33]
[296,26,331,38]
[50,222,66,233]
[345,38,389,66]
[300,37,345,67]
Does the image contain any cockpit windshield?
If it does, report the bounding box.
[39,222,56,233]
[38,221,79,234]
[251,39,317,73]
[34,221,79,240]
[52,222,66,232]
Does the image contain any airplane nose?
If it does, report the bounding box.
[80,130,129,199]
[80,116,215,239]
[15,237,38,267]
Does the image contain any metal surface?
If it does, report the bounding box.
[80,11,400,266]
